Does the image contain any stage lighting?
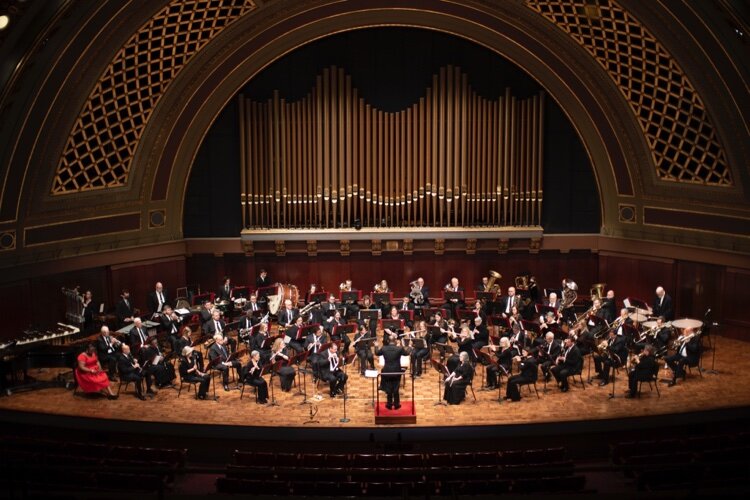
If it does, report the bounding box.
[0,15,10,30]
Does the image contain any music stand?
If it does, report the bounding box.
[231,286,249,299]
[340,352,357,423]
[536,304,558,319]
[430,358,450,406]
[372,292,393,306]
[358,310,380,322]
[475,291,496,304]
[340,290,362,303]
[228,348,247,387]
[332,323,357,350]
[398,310,414,323]
[477,350,504,403]
[205,356,223,401]
[456,309,474,322]
[264,361,279,407]
[307,291,327,303]
[381,319,404,332]
[426,307,448,320]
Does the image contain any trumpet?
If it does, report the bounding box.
[672,331,698,349]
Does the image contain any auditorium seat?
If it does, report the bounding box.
[473,451,500,465]
[497,449,525,465]
[351,453,379,467]
[275,452,301,467]
[398,452,424,468]
[425,452,452,467]
[233,450,273,467]
[324,453,349,468]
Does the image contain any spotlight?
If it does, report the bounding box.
[0,15,9,31]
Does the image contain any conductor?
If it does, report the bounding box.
[376,332,408,410]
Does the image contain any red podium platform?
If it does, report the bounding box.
[374,401,416,425]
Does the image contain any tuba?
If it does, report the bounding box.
[560,279,578,312]
[484,270,502,293]
[409,280,424,305]
[589,283,606,301]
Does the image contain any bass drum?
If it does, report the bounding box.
[267,283,300,315]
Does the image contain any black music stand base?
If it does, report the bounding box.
[608,368,616,399]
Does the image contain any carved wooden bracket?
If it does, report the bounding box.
[340,240,350,256]
[372,239,382,256]
[498,238,509,254]
[403,239,413,256]
[466,238,477,255]
[434,239,445,255]
[306,240,317,257]
[274,240,286,257]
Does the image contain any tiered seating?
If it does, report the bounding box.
[0,435,186,496]
[218,447,586,495]
[611,432,750,492]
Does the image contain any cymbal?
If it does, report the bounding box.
[635,307,652,316]
[641,320,658,329]
[629,312,648,322]
[672,318,703,329]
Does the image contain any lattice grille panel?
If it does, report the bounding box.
[51,0,255,194]
[526,0,732,186]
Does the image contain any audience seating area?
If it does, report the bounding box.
[611,432,750,492]
[0,435,186,498]
[216,447,588,496]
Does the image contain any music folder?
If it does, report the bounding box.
[332,323,357,338]
[411,338,425,349]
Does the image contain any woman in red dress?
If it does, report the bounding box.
[75,343,118,399]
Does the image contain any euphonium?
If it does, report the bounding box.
[484,270,502,293]
[589,283,607,301]
[514,274,530,290]
[409,280,424,305]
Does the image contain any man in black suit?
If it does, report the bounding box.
[286,316,306,353]
[594,329,628,386]
[255,269,271,289]
[117,344,148,400]
[551,337,581,392]
[207,335,241,391]
[96,326,121,380]
[652,286,674,321]
[376,333,409,409]
[320,343,348,397]
[538,332,562,382]
[666,327,700,386]
[147,282,169,318]
[204,309,236,352]
[128,317,149,352]
[115,289,136,328]
[411,277,430,311]
[601,290,617,324]
[498,286,521,318]
[442,277,465,319]
[199,301,214,327]
[627,344,658,398]
[139,337,175,389]
[304,326,327,379]
[506,349,539,401]
[160,305,182,352]
[217,276,233,302]
[278,299,298,329]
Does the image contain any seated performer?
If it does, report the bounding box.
[594,329,627,386]
[352,324,375,375]
[506,348,539,402]
[243,350,269,404]
[551,336,582,392]
[326,310,350,351]
[410,277,429,310]
[75,343,117,399]
[487,336,517,389]
[666,327,701,387]
[128,317,149,352]
[442,277,465,319]
[251,321,272,364]
[208,334,242,391]
[455,326,476,362]
[285,316,306,354]
[340,279,360,319]
[244,293,263,316]
[172,326,193,358]
[626,344,658,398]
[199,300,214,327]
[376,332,409,409]
[470,315,489,350]
[323,293,342,318]
[96,326,121,380]
[160,305,183,352]
[269,338,296,392]
[537,332,562,382]
[443,351,474,405]
[139,337,175,389]
[320,343,348,398]
[179,346,210,400]
[204,309,236,352]
[278,299,298,329]
[117,344,148,400]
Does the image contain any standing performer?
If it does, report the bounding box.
[376,333,409,409]
[652,286,674,321]
[147,282,169,318]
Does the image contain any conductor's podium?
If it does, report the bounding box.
[374,371,416,425]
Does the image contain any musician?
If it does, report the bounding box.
[117,344,148,400]
[139,337,175,389]
[320,343,347,398]
[172,326,194,358]
[243,350,268,404]
[508,322,526,352]
[398,295,414,313]
[340,279,360,318]
[470,316,489,350]
[506,349,539,402]
[551,336,582,392]
[305,283,320,304]
[652,286,674,321]
[376,333,409,409]
[626,344,658,398]
[255,269,271,289]
[178,346,210,399]
[304,325,328,379]
[218,276,233,302]
[487,337,516,388]
[269,338,296,392]
[594,329,627,386]
[477,276,490,291]
[429,310,449,345]
[147,282,169,318]
[327,310,351,353]
[208,334,241,391]
[205,309,237,352]
[81,290,96,334]
[128,317,149,352]
[244,294,263,314]
[614,308,633,336]
[545,292,559,311]
[443,351,474,405]
[199,300,214,326]
[250,321,272,364]
[410,322,430,377]
[471,300,487,324]
[442,277,465,319]
[349,324,373,375]
[499,287,521,318]
[666,327,700,387]
[115,289,136,328]
[539,311,560,335]
[160,305,182,352]
[279,299,298,328]
[75,343,118,399]
[96,326,121,380]
[323,293,342,318]
[538,332,562,382]
[238,309,256,344]
[653,316,672,351]
[601,290,617,324]
[325,309,346,334]
[411,277,430,310]
[285,316,306,353]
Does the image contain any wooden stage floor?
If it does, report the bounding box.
[1,336,747,430]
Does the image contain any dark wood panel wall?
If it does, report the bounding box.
[1,249,745,341]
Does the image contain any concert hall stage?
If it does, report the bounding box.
[1,336,747,443]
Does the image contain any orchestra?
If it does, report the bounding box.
[21,270,709,414]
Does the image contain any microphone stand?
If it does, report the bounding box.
[608,364,616,399]
[339,380,350,423]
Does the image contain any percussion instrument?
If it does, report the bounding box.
[671,318,703,329]
[267,283,300,315]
